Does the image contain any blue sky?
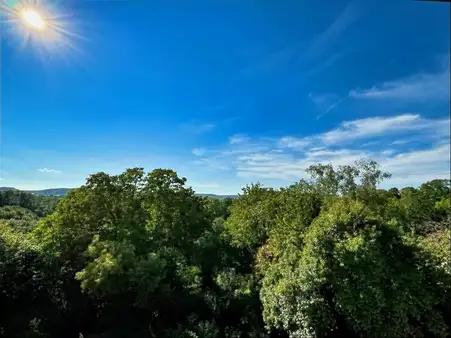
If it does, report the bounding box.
[1,0,450,194]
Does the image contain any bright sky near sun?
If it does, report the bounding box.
[1,0,450,194]
[21,9,46,29]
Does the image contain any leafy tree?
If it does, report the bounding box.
[260,199,450,337]
[225,184,280,250]
[385,180,450,235]
[1,160,450,337]
[0,190,60,217]
[202,197,234,221]
[32,168,268,337]
[0,206,40,232]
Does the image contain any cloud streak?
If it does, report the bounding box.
[349,62,450,101]
[191,114,450,187]
[309,92,350,119]
[179,122,215,134]
[191,148,206,156]
[319,114,448,145]
[311,56,450,119]
[240,1,366,79]
[307,0,368,59]
[229,134,250,145]
[38,168,61,174]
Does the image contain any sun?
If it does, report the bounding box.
[0,0,86,63]
[21,9,46,30]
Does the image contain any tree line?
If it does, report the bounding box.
[0,189,60,217]
[0,160,450,337]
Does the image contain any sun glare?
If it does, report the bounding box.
[0,0,87,64]
[22,9,46,30]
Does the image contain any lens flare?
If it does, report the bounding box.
[0,0,88,64]
[21,9,46,30]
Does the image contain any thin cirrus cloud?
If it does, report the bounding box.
[179,122,215,134]
[318,114,449,145]
[308,92,339,105]
[241,0,369,78]
[309,92,350,119]
[310,56,450,117]
[191,114,450,188]
[38,168,61,174]
[191,148,206,156]
[349,62,450,101]
[306,0,370,60]
[278,136,311,150]
[229,134,250,145]
[277,114,449,148]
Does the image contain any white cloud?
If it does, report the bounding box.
[278,137,311,150]
[229,134,250,144]
[238,153,276,162]
[311,57,450,119]
[194,157,229,171]
[192,114,450,188]
[38,168,61,174]
[349,62,450,101]
[391,140,408,145]
[192,148,206,156]
[381,150,395,156]
[309,92,350,118]
[309,92,338,105]
[277,114,449,148]
[381,144,450,177]
[320,114,449,145]
[179,122,215,134]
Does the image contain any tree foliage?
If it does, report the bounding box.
[0,160,450,337]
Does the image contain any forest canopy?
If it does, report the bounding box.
[0,160,450,338]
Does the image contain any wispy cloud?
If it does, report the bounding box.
[323,52,348,69]
[310,92,350,119]
[229,134,250,145]
[276,114,449,147]
[320,95,349,117]
[319,114,448,145]
[191,114,450,187]
[38,168,61,174]
[309,92,339,106]
[241,1,365,79]
[278,137,311,150]
[307,0,369,59]
[391,140,408,145]
[194,157,230,171]
[311,56,450,119]
[349,61,450,101]
[192,148,206,156]
[179,122,215,134]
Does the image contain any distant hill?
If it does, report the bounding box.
[197,193,237,199]
[0,187,236,198]
[0,187,71,196]
[25,188,72,196]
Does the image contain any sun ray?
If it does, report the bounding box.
[1,0,88,64]
[18,28,31,51]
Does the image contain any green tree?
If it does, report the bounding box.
[2,160,450,337]
[225,184,280,250]
[260,199,450,337]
